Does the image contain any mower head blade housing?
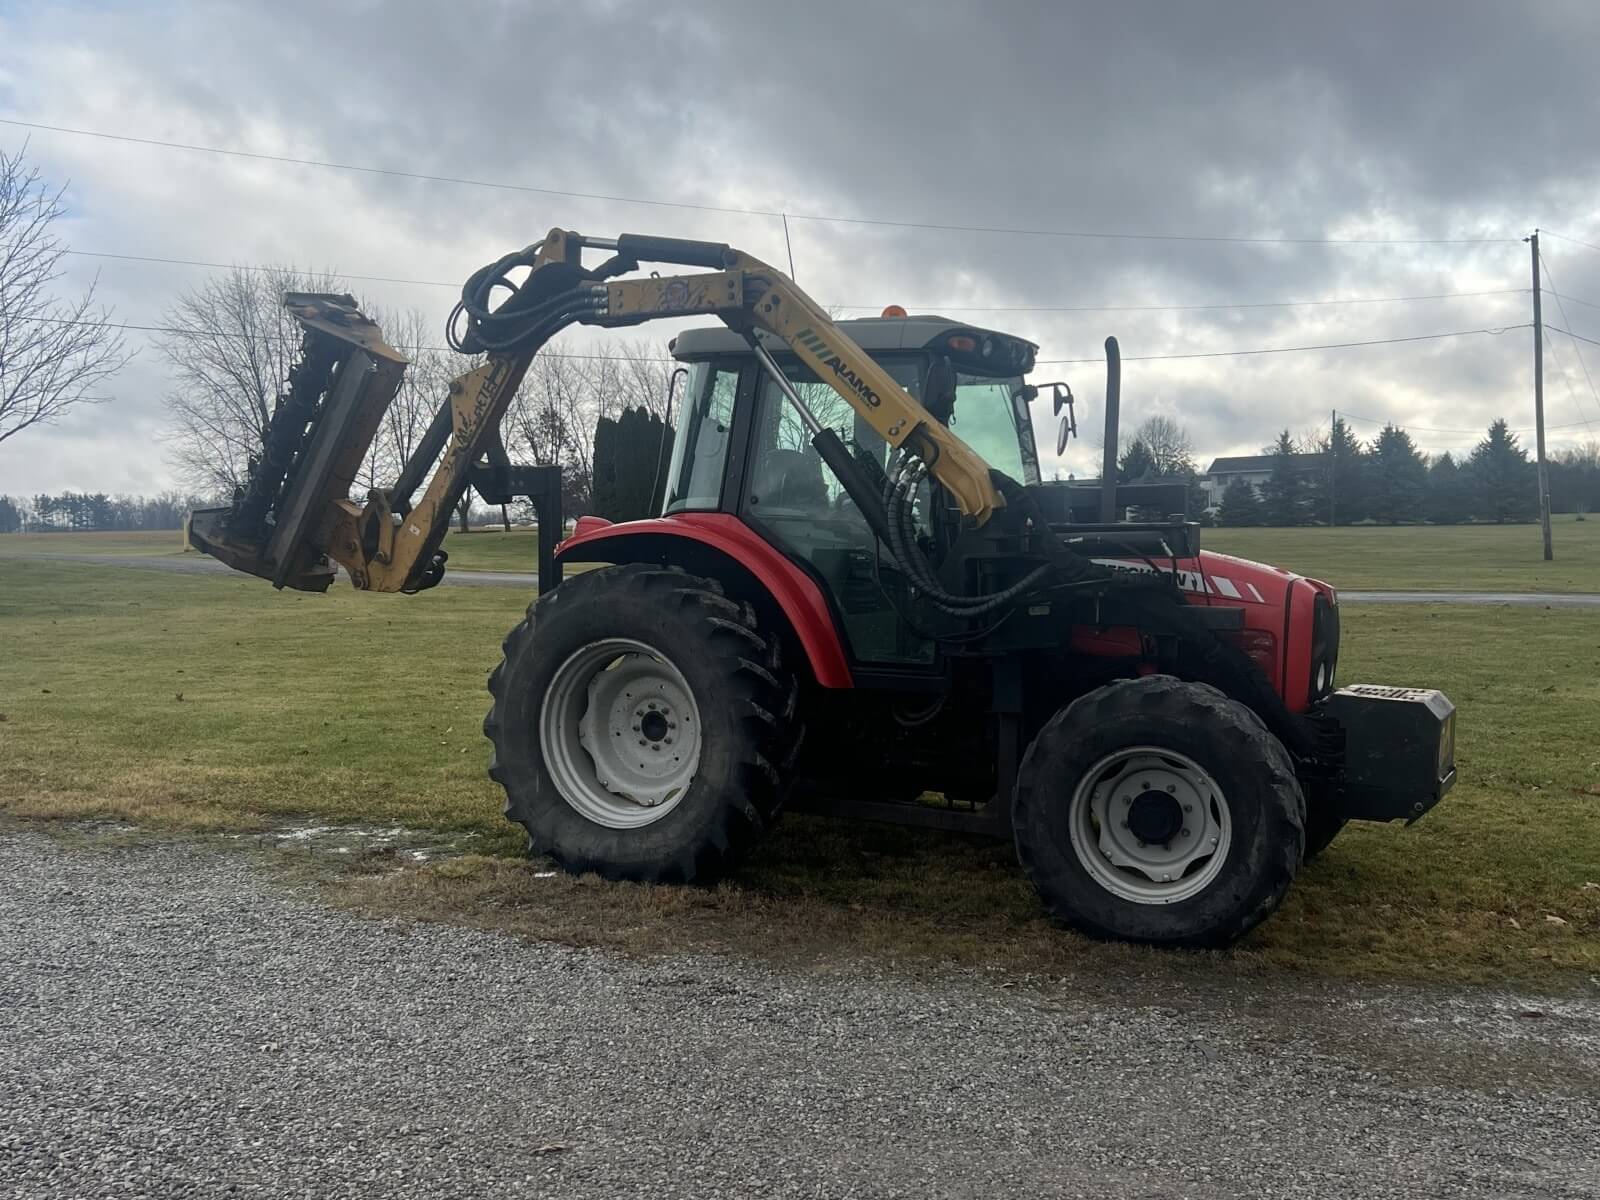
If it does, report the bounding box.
[188,294,408,591]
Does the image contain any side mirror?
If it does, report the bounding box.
[1053,384,1077,455]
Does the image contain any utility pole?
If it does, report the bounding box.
[1329,408,1337,527]
[1530,231,1553,560]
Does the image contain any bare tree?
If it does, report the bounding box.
[354,305,460,494]
[1124,414,1196,476]
[157,265,349,494]
[505,349,618,512]
[0,145,132,445]
[594,338,676,417]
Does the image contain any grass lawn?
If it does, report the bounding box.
[2,557,1596,986]
[1206,515,1600,593]
[0,530,188,557]
[8,516,1598,592]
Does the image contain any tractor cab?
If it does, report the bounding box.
[662,315,1044,666]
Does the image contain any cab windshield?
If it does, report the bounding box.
[947,372,1039,485]
[661,351,1039,518]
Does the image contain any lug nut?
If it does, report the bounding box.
[1120,819,1129,829]
[1183,803,1192,812]
[1180,828,1189,837]
[1166,785,1176,793]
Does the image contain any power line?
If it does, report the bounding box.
[1543,229,1600,255]
[64,250,458,291]
[18,312,1532,368]
[1340,408,1593,436]
[1537,251,1599,429]
[7,313,675,361]
[1544,329,1594,434]
[1546,325,1600,350]
[1550,290,1600,312]
[1035,325,1529,365]
[834,289,1526,314]
[4,117,1522,247]
[61,249,1529,315]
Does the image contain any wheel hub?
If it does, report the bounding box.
[1126,789,1184,846]
[1069,748,1232,905]
[540,638,703,828]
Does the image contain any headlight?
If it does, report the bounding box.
[1309,592,1340,704]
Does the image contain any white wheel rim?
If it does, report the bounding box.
[539,638,702,829]
[1068,746,1232,905]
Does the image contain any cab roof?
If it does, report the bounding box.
[669,315,1038,374]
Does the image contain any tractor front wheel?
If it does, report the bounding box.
[1013,676,1304,947]
[485,564,800,883]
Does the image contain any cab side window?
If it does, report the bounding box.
[663,363,739,513]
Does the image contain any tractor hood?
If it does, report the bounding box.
[1092,549,1335,611]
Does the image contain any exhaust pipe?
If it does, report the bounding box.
[1099,336,1121,523]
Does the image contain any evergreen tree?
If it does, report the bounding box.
[1117,439,1157,482]
[0,495,20,533]
[590,407,675,522]
[1257,431,1309,525]
[1308,417,1368,525]
[1216,477,1262,526]
[1465,418,1536,523]
[1549,442,1600,518]
[1366,425,1428,523]
[1425,453,1471,525]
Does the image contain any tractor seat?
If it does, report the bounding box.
[752,448,829,510]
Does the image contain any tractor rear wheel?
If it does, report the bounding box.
[485,563,800,884]
[1013,675,1304,947]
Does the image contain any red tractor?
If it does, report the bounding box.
[191,230,1456,947]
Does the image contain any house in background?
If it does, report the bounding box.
[1198,453,1324,509]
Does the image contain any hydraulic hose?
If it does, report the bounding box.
[880,456,1058,617]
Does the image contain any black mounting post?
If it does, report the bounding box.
[466,462,564,593]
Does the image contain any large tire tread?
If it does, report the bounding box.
[484,563,802,885]
[1014,675,1304,948]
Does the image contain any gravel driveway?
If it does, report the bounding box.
[2,832,1598,1199]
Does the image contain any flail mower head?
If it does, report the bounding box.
[187,294,408,591]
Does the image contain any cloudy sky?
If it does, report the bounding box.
[2,0,1598,496]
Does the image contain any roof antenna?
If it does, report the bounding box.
[782,213,797,282]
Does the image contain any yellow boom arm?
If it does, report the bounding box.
[190,228,1008,594]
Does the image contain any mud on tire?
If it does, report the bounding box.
[484,563,801,884]
[1013,675,1304,948]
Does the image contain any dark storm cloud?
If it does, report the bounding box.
[1,0,1597,493]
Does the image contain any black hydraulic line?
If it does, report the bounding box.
[883,460,1057,617]
[812,427,896,549]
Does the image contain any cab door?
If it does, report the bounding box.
[738,355,937,668]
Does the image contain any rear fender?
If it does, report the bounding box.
[557,512,853,689]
